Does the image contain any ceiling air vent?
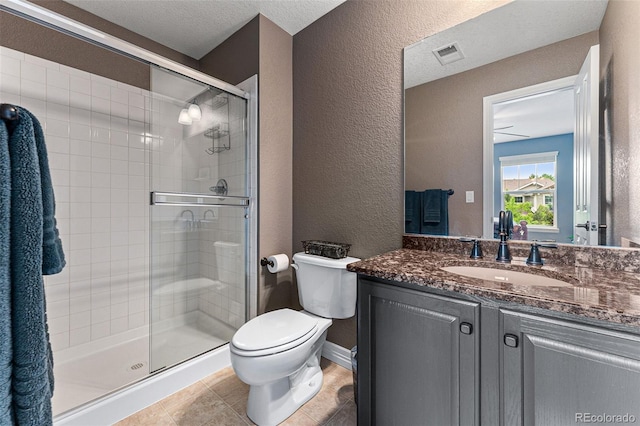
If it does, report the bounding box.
[432,42,464,66]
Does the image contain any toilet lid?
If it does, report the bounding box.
[232,309,318,351]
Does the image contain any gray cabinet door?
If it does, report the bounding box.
[501,310,640,426]
[358,278,480,425]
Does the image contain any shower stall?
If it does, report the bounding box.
[0,0,256,421]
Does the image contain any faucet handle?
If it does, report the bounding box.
[526,240,557,266]
[459,237,483,259]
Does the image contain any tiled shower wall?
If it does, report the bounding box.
[0,46,151,352]
[0,46,249,351]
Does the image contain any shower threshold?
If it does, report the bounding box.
[52,313,235,416]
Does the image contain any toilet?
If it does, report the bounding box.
[230,252,360,425]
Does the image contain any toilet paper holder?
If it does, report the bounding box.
[260,257,274,267]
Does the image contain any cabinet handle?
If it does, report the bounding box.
[504,333,519,348]
[460,322,473,335]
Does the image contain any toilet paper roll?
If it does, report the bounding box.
[267,254,289,273]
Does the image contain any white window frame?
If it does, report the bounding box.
[499,151,559,232]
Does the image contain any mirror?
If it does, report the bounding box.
[404,0,640,247]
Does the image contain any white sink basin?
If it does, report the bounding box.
[441,266,574,287]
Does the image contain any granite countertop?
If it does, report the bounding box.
[347,248,640,329]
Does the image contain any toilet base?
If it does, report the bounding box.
[246,355,324,425]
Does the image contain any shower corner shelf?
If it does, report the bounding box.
[204,123,230,155]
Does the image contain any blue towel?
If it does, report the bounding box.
[0,121,13,424]
[420,189,449,236]
[404,191,421,234]
[422,189,441,223]
[1,107,65,425]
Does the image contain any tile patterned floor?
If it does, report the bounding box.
[115,358,356,426]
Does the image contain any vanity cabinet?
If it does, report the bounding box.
[357,276,640,425]
[500,310,640,425]
[357,278,480,425]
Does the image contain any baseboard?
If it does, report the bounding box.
[321,341,352,370]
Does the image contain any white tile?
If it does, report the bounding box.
[91,157,110,173]
[91,142,110,159]
[70,155,91,172]
[0,56,20,77]
[128,92,144,108]
[69,122,90,141]
[69,139,92,156]
[47,136,70,154]
[0,47,24,60]
[47,86,69,106]
[54,187,70,203]
[91,97,110,115]
[70,74,91,95]
[47,68,69,90]
[70,92,91,110]
[110,231,129,246]
[69,264,91,284]
[91,202,110,218]
[50,331,70,351]
[91,217,111,235]
[128,175,144,190]
[111,246,129,261]
[90,233,110,250]
[0,74,20,95]
[91,262,110,278]
[69,294,91,313]
[24,54,59,70]
[128,312,144,329]
[110,145,128,161]
[69,232,91,250]
[110,116,128,132]
[69,171,92,187]
[69,326,91,346]
[128,106,145,122]
[69,217,91,234]
[110,86,128,104]
[46,101,69,122]
[69,107,91,125]
[110,316,128,334]
[91,73,117,87]
[49,152,70,171]
[110,217,128,232]
[91,188,111,203]
[110,174,128,189]
[91,305,110,324]
[128,162,145,176]
[91,322,110,340]
[110,101,128,119]
[19,96,46,113]
[47,298,69,319]
[91,246,110,262]
[110,130,128,147]
[128,148,144,163]
[69,187,91,206]
[90,127,109,144]
[21,81,46,101]
[110,159,128,175]
[45,118,69,138]
[91,173,112,188]
[70,310,91,330]
[110,203,128,217]
[91,80,111,99]
[21,62,46,83]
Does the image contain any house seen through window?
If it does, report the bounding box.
[500,151,558,228]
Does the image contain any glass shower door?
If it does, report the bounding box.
[149,66,248,372]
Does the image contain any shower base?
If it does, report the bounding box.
[52,312,235,416]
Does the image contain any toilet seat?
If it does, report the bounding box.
[231,309,319,357]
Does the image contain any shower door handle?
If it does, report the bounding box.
[150,191,249,207]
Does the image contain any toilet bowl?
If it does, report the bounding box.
[230,252,360,425]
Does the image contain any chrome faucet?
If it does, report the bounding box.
[496,210,513,263]
[180,209,195,231]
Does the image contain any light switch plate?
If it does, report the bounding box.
[466,191,474,203]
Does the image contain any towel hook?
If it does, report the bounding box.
[0,103,18,121]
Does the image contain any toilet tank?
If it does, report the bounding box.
[292,252,361,319]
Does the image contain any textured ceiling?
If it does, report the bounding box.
[63,0,347,59]
[404,0,608,89]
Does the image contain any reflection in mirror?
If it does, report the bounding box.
[404,0,640,247]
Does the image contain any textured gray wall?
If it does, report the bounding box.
[293,0,509,349]
[600,0,640,246]
[258,16,294,314]
[405,31,599,238]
